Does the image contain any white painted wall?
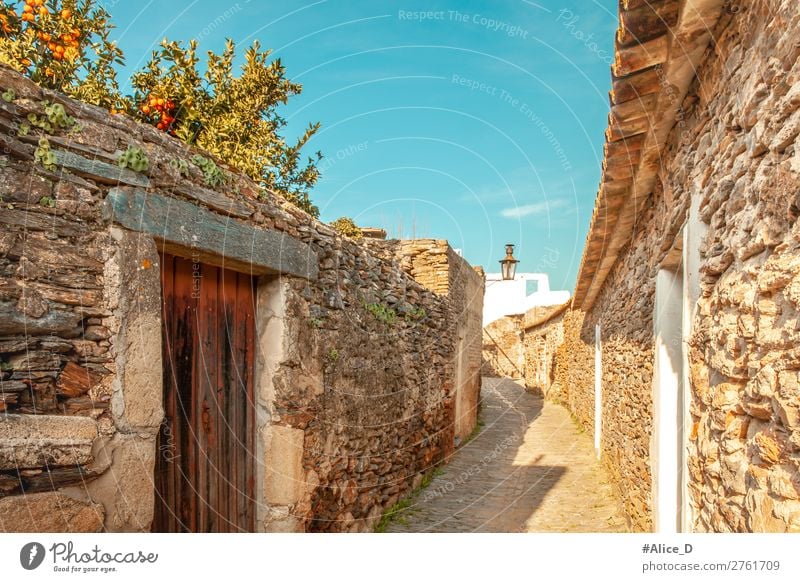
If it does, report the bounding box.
[483,272,570,326]
[594,324,602,460]
[651,268,684,534]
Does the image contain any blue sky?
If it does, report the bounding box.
[102,0,618,292]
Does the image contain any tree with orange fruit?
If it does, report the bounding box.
[0,0,124,110]
[0,2,322,216]
[131,38,322,216]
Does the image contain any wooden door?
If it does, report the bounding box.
[153,254,256,532]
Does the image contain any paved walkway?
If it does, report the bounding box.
[387,377,627,532]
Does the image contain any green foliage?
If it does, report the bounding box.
[26,99,76,134]
[38,195,55,207]
[374,465,444,532]
[405,306,427,320]
[1,87,14,101]
[117,145,148,172]
[330,216,362,239]
[327,348,339,363]
[308,317,323,329]
[0,0,126,109]
[131,38,322,214]
[43,101,74,127]
[16,120,29,136]
[190,154,225,187]
[33,137,55,170]
[1,3,322,215]
[461,417,484,446]
[374,498,413,532]
[169,157,189,177]
[27,111,49,132]
[364,302,397,325]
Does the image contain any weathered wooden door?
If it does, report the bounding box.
[153,254,256,532]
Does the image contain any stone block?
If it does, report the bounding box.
[752,431,782,466]
[262,505,303,533]
[768,465,800,500]
[85,434,156,532]
[104,188,318,280]
[111,230,163,432]
[0,414,97,470]
[0,492,104,532]
[263,425,305,505]
[53,149,150,188]
[745,490,787,532]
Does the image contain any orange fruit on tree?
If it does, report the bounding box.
[60,8,71,19]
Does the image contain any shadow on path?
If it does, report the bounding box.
[386,377,627,532]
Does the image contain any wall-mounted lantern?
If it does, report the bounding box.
[499,244,520,281]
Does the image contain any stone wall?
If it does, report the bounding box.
[363,239,485,442]
[513,0,800,533]
[580,205,659,532]
[452,251,484,442]
[522,313,564,398]
[0,66,483,533]
[680,0,800,533]
[481,315,524,379]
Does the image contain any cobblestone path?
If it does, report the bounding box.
[387,377,627,532]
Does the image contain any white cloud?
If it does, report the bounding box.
[500,199,568,218]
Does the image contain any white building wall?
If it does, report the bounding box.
[483,273,570,327]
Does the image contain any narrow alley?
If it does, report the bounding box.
[387,378,627,533]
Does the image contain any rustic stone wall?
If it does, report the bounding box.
[680,0,800,533]
[522,313,564,398]
[363,240,485,442]
[452,252,484,442]
[481,315,524,379]
[0,66,483,533]
[515,0,800,533]
[582,204,659,532]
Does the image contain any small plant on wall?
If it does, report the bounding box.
[405,306,426,321]
[364,301,397,326]
[117,145,148,173]
[331,217,362,239]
